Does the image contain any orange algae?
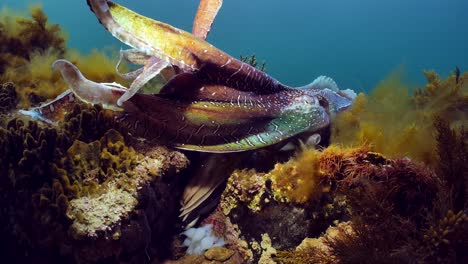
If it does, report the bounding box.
[224,147,325,210]
[269,148,324,203]
[332,69,467,166]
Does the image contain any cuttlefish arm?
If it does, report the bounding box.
[87,0,201,70]
[51,59,125,111]
[116,57,170,106]
[115,49,149,80]
[192,0,223,39]
[18,89,78,124]
[116,48,177,89]
[88,1,286,98]
[18,59,126,123]
[115,0,222,100]
[87,0,203,104]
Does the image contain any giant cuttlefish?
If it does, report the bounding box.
[23,0,355,153]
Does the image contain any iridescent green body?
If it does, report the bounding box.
[118,81,330,152]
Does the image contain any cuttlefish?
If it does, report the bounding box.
[23,0,355,153]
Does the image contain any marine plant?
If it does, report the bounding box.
[207,141,458,263]
[15,5,66,57]
[433,117,467,212]
[240,54,267,72]
[0,5,129,107]
[0,5,65,64]
[0,103,120,259]
[332,69,467,167]
[271,117,468,263]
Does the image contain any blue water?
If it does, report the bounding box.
[3,0,468,92]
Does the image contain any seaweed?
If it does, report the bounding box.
[0,5,65,64]
[0,82,18,114]
[214,145,449,263]
[332,69,467,167]
[272,139,467,264]
[16,5,66,58]
[434,117,467,211]
[0,6,129,108]
[240,54,267,72]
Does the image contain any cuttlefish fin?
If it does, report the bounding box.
[180,152,243,225]
[192,0,223,39]
[179,154,228,222]
[176,105,329,152]
[298,75,339,92]
[315,88,355,116]
[52,59,125,111]
[117,58,170,105]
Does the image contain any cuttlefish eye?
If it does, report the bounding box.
[318,97,329,109]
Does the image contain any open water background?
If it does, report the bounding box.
[2,0,468,92]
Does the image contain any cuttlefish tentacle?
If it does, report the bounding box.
[192,0,223,39]
[117,58,170,105]
[115,49,147,80]
[52,59,125,111]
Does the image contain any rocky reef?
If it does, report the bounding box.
[169,144,466,263]
[0,107,189,263]
[0,5,467,264]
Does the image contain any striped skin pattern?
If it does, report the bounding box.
[42,1,354,152]
[192,0,223,40]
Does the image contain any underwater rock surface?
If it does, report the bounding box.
[0,106,189,263]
